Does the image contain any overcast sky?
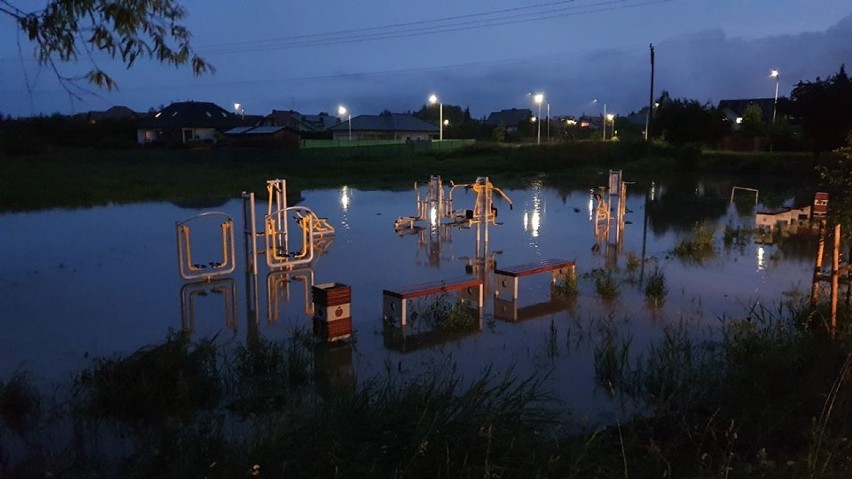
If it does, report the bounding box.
[2,0,851,119]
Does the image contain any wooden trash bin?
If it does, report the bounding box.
[312,282,352,341]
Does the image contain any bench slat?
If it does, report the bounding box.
[384,277,482,299]
[495,258,574,277]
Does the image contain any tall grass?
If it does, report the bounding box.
[7,300,852,477]
[591,268,620,300]
[673,223,716,262]
[644,268,668,307]
[410,294,479,333]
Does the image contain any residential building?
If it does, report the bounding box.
[327,113,438,141]
[718,98,778,126]
[484,108,533,133]
[137,101,247,145]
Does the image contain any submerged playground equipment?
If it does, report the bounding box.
[175,179,334,281]
[592,170,630,267]
[175,178,341,339]
[394,175,513,231]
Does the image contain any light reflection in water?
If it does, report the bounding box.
[757,246,766,271]
[340,186,350,212]
[339,185,352,232]
[588,191,594,221]
[430,206,438,227]
[523,181,543,238]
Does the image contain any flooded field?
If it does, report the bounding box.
[0,175,817,424]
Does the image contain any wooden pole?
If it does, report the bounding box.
[811,219,826,307]
[645,44,655,141]
[832,224,840,334]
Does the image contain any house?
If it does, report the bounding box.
[718,98,778,127]
[327,113,438,141]
[223,125,299,147]
[484,108,533,133]
[260,110,335,138]
[85,106,140,123]
[137,101,246,145]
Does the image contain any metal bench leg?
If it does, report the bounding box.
[383,294,407,328]
[494,272,518,299]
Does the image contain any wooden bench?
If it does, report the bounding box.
[383,276,483,327]
[494,258,575,300]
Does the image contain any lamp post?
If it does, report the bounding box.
[546,102,551,142]
[429,94,443,141]
[602,103,607,140]
[770,69,780,124]
[533,93,544,144]
[338,105,351,141]
[606,113,615,140]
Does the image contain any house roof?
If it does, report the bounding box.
[717,98,778,122]
[328,113,439,133]
[484,108,533,127]
[89,106,139,121]
[262,110,334,132]
[142,101,245,129]
[224,126,291,136]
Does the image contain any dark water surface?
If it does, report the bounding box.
[0,178,815,423]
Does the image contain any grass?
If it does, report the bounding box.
[673,223,716,262]
[0,141,826,211]
[6,301,852,476]
[73,330,220,421]
[553,273,579,299]
[410,294,479,333]
[591,268,620,300]
[644,268,668,307]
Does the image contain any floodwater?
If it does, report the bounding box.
[0,177,816,424]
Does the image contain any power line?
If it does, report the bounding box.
[198,0,674,54]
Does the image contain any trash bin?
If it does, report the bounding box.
[312,282,352,341]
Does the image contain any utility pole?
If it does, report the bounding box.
[645,44,655,141]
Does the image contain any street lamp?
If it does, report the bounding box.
[429,94,443,141]
[546,102,551,142]
[606,113,615,140]
[338,105,351,141]
[770,69,780,124]
[533,93,544,144]
[602,103,608,140]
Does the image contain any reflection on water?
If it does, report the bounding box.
[0,179,818,422]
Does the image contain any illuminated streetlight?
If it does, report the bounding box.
[429,94,443,141]
[770,69,780,124]
[533,93,544,144]
[606,113,615,140]
[602,103,608,140]
[338,105,351,141]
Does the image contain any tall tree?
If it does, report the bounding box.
[788,65,852,154]
[651,92,727,146]
[1,0,212,94]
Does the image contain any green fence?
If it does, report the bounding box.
[297,139,475,158]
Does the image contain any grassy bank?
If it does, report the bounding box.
[0,141,828,211]
[3,302,852,477]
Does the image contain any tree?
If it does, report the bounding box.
[651,92,727,146]
[818,134,852,237]
[739,104,765,139]
[1,0,212,93]
[788,65,852,154]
